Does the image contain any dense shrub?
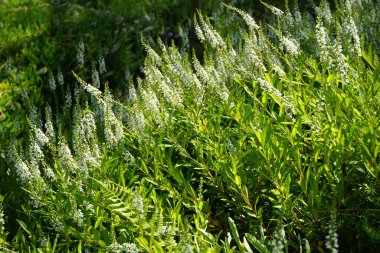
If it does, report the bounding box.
[1,0,380,252]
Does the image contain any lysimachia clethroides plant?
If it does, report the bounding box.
[5,0,379,252]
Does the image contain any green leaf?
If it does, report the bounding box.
[52,234,58,252]
[78,240,82,253]
[361,35,377,70]
[17,219,31,236]
[305,239,311,253]
[243,236,254,253]
[98,240,106,247]
[197,228,215,244]
[245,233,269,253]
[95,216,103,229]
[137,237,150,251]
[228,217,242,248]
[153,241,165,253]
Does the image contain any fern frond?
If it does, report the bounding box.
[91,178,137,222]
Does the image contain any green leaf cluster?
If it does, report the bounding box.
[0,0,379,252]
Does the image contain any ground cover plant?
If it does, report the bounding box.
[1,0,379,252]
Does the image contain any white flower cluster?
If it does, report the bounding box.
[347,17,362,57]
[75,74,124,148]
[145,44,162,66]
[72,208,84,227]
[273,64,286,78]
[293,5,302,24]
[29,105,41,128]
[4,61,12,75]
[72,106,101,175]
[141,88,167,127]
[58,136,78,172]
[104,101,124,148]
[108,242,139,253]
[79,148,100,176]
[15,158,33,184]
[51,215,64,233]
[145,65,183,109]
[22,90,42,127]
[83,201,95,213]
[325,212,339,253]
[38,233,48,248]
[48,73,56,91]
[128,108,146,134]
[225,5,259,30]
[226,138,237,153]
[92,67,100,88]
[257,78,292,109]
[57,70,64,86]
[162,46,198,91]
[132,194,144,216]
[316,21,330,63]
[268,53,286,77]
[271,224,286,253]
[195,15,225,48]
[29,191,43,209]
[193,57,229,102]
[75,107,97,143]
[271,6,284,16]
[43,164,56,181]
[280,36,300,56]
[29,119,49,148]
[45,106,55,141]
[321,1,333,24]
[98,54,106,74]
[81,79,102,97]
[201,66,230,104]
[74,84,83,102]
[158,225,173,235]
[77,40,85,68]
[0,208,5,232]
[65,88,72,109]
[345,0,353,14]
[180,242,193,253]
[242,35,267,74]
[15,133,50,187]
[127,83,137,105]
[123,150,135,165]
[214,45,237,78]
[332,39,350,83]
[261,2,284,16]
[30,138,44,162]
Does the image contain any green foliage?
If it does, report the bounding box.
[1,0,380,252]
